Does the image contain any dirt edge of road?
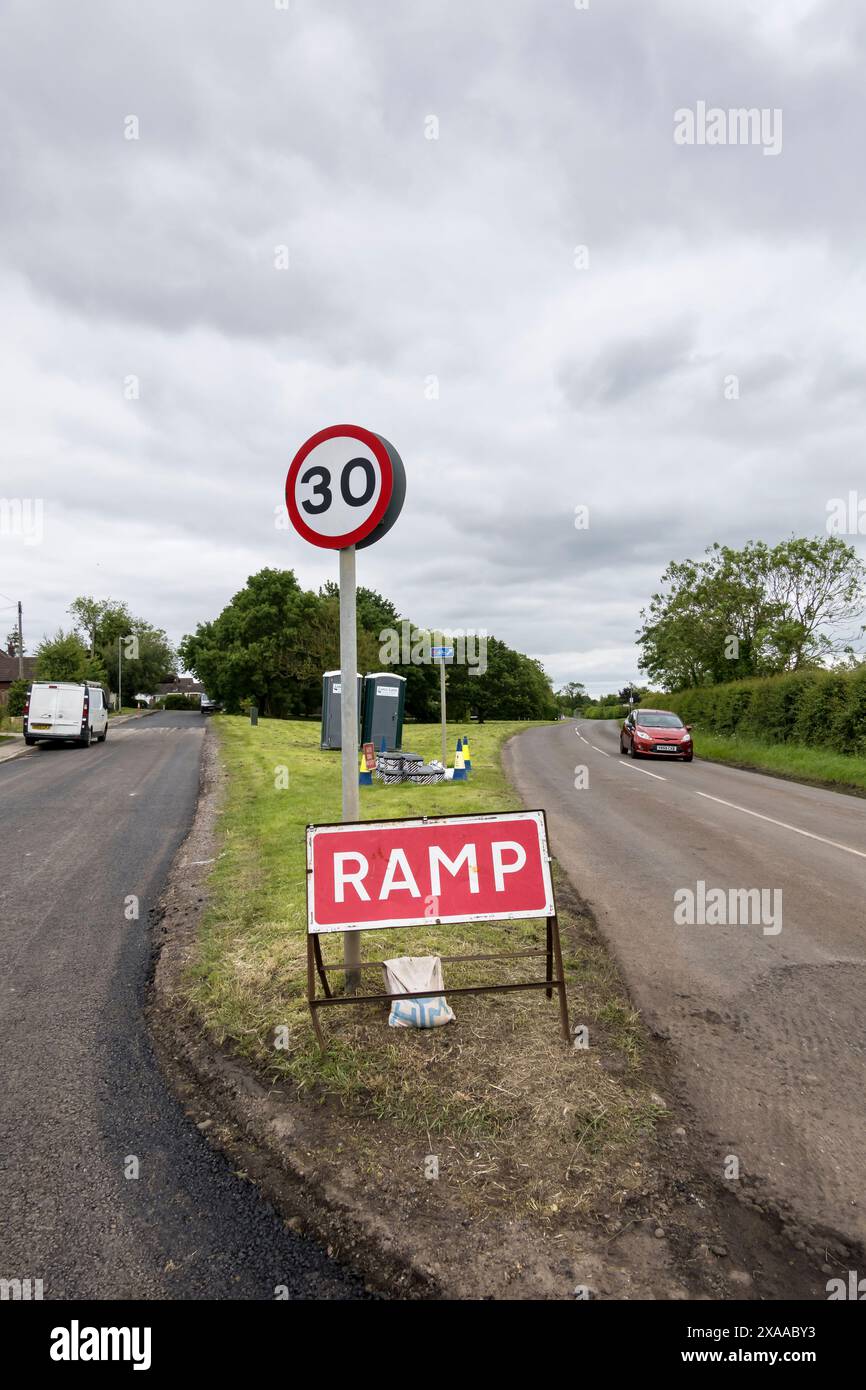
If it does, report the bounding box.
[147,728,851,1301]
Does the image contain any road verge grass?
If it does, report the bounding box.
[184,716,662,1217]
[694,730,866,794]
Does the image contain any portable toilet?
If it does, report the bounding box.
[362,673,406,751]
[320,671,363,750]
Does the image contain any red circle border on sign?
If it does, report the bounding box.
[285,424,394,549]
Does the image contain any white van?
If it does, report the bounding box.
[24,681,110,747]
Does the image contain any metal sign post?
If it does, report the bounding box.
[339,544,361,989]
[286,424,406,994]
[431,642,454,768]
[439,656,447,767]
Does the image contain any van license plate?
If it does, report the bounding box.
[31,722,51,730]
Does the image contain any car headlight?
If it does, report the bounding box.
[635,729,651,739]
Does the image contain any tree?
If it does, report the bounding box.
[99,622,175,696]
[69,597,109,656]
[68,595,175,695]
[180,569,351,716]
[5,679,29,717]
[34,630,105,683]
[181,569,558,722]
[637,537,866,690]
[5,630,21,657]
[554,681,587,715]
[453,638,557,721]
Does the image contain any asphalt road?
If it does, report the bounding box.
[506,719,866,1251]
[0,712,366,1300]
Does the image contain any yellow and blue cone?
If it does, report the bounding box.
[452,737,467,781]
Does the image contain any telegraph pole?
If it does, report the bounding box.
[17,601,23,679]
[118,634,122,712]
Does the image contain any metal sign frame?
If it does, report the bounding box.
[305,809,570,1048]
[307,808,555,932]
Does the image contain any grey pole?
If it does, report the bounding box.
[339,544,361,992]
[17,601,23,680]
[440,656,447,769]
[118,635,122,713]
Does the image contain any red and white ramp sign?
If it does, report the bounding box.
[306,810,555,933]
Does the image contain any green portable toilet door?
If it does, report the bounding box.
[363,673,406,750]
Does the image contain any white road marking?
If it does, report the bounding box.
[693,790,866,860]
[590,744,610,757]
[620,761,667,781]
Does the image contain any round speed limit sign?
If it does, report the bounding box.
[285,424,406,550]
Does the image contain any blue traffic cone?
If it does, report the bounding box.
[358,747,372,786]
[452,738,467,781]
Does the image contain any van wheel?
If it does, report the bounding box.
[98,725,107,742]
[79,727,92,747]
[24,736,37,746]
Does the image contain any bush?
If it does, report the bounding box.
[640,665,866,753]
[5,679,29,718]
[162,694,199,710]
[582,704,629,720]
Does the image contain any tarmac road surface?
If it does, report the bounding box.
[506,718,866,1252]
[0,712,367,1300]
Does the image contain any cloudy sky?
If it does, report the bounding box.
[2,0,864,692]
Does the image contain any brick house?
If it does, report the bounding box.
[155,677,205,702]
[0,649,36,705]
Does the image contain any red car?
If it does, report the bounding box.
[620,709,693,761]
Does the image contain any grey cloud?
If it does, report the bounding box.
[2,0,865,693]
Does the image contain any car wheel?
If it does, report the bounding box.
[628,741,639,758]
[619,739,626,754]
[683,753,693,762]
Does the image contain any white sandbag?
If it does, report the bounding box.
[383,955,455,1028]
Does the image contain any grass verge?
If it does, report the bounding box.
[694,730,866,795]
[184,716,661,1216]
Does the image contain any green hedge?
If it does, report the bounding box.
[582,704,629,721]
[641,667,866,754]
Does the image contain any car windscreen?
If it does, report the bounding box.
[636,712,683,729]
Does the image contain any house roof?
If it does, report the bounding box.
[155,678,204,695]
[0,653,36,684]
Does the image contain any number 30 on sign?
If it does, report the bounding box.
[285,424,406,550]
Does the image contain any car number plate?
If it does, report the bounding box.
[31,722,51,729]
[656,743,677,752]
